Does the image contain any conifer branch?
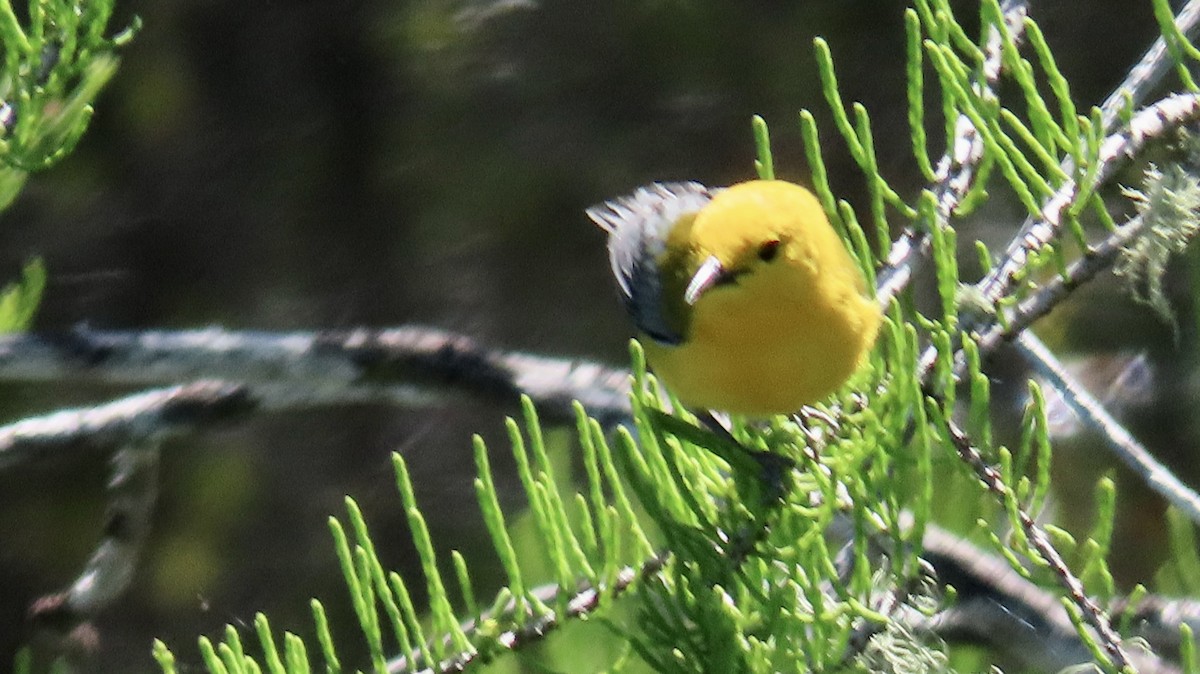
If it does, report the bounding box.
[931,395,1133,670]
[877,0,1028,306]
[384,520,1197,674]
[920,525,1179,674]
[975,0,1200,306]
[386,554,670,674]
[1099,0,1200,139]
[918,92,1200,380]
[899,85,1200,674]
[978,92,1200,304]
[960,106,1200,525]
[978,214,1147,352]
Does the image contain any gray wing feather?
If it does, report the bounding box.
[586,182,712,345]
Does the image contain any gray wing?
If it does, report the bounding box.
[586,182,713,345]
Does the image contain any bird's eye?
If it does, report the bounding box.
[757,240,781,262]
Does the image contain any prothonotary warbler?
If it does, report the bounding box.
[588,179,881,416]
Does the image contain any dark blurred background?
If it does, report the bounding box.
[0,0,1188,671]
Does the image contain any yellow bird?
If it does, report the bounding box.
[588,179,881,416]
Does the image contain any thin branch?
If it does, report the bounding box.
[28,442,161,662]
[1013,332,1200,524]
[0,326,632,424]
[1109,593,1200,657]
[386,554,671,674]
[920,525,1180,674]
[920,92,1200,378]
[0,380,252,470]
[900,88,1200,674]
[931,393,1132,670]
[975,0,1200,305]
[0,325,626,470]
[956,122,1200,528]
[977,214,1147,353]
[1098,0,1200,132]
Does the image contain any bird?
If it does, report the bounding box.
[588,179,881,416]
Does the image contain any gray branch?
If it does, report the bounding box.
[0,325,631,424]
[28,442,162,663]
[975,0,1200,303]
[977,92,1200,306]
[933,393,1132,670]
[1013,332,1200,525]
[920,92,1200,380]
[1099,0,1200,138]
[0,380,252,470]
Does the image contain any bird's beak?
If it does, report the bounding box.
[684,255,726,305]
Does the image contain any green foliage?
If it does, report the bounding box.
[1156,507,1200,595]
[0,2,128,671]
[0,0,129,337]
[1184,622,1199,674]
[13,647,69,674]
[0,257,44,332]
[0,0,1141,672]
[160,328,946,672]
[147,0,1200,670]
[0,0,135,209]
[1152,0,1200,92]
[617,339,939,673]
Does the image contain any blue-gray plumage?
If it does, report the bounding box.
[586,182,713,345]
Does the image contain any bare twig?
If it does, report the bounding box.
[0,380,252,470]
[0,326,632,424]
[28,442,162,663]
[1013,332,1200,524]
[8,382,237,641]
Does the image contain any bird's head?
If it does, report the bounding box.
[588,179,832,346]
